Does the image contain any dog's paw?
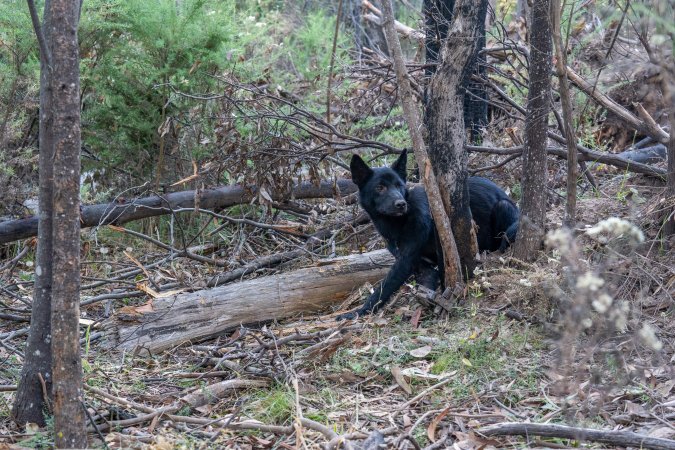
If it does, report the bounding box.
[336,310,362,321]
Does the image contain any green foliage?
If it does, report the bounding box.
[0,0,40,146]
[79,0,231,172]
[17,415,54,448]
[282,11,349,82]
[248,385,294,424]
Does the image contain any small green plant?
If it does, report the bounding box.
[17,415,54,448]
[249,385,293,424]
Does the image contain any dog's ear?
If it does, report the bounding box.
[350,154,374,187]
[391,149,408,182]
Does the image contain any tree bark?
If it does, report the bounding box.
[0,179,358,245]
[424,0,487,277]
[424,0,487,142]
[102,249,394,354]
[379,0,463,288]
[45,0,86,446]
[513,0,552,261]
[11,0,55,429]
[550,0,578,226]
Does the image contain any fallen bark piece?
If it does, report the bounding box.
[478,422,675,450]
[102,250,394,354]
[181,379,269,408]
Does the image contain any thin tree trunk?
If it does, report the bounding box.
[424,0,487,277]
[380,0,462,288]
[664,77,675,239]
[12,0,55,428]
[550,0,577,226]
[513,0,552,261]
[661,47,675,239]
[46,0,86,446]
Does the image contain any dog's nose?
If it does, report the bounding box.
[394,200,407,210]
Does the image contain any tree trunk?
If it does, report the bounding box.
[45,0,86,446]
[379,0,463,288]
[424,0,488,277]
[11,0,55,429]
[516,0,529,23]
[513,0,552,261]
[661,55,675,240]
[424,0,487,143]
[102,250,394,355]
[0,180,357,245]
[550,0,578,226]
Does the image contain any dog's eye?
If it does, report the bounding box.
[375,185,386,193]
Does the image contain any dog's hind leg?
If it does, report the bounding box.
[414,259,440,291]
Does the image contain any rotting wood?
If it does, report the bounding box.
[102,249,394,354]
[0,179,357,245]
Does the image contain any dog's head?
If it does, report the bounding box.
[350,149,409,217]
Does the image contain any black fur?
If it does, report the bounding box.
[338,150,519,320]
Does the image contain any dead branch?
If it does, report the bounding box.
[478,422,675,450]
[0,179,357,245]
[566,66,670,144]
[467,143,666,177]
[361,0,425,41]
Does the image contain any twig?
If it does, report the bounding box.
[470,154,520,174]
[0,243,30,276]
[478,422,675,450]
[81,400,109,450]
[391,373,457,418]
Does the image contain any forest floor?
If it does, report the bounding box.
[1,167,674,449]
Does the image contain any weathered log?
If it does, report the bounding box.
[102,249,394,354]
[617,144,667,164]
[478,422,675,450]
[0,179,357,245]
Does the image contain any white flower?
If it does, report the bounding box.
[638,324,663,351]
[585,218,644,244]
[592,293,613,314]
[576,271,604,292]
[519,278,532,287]
[545,228,574,254]
[609,301,629,331]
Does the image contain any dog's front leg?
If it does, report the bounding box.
[337,255,415,320]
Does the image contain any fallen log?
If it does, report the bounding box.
[478,422,675,450]
[0,179,357,245]
[616,144,667,164]
[102,249,394,354]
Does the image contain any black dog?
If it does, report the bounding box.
[338,150,519,320]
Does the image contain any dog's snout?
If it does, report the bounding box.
[394,200,407,210]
